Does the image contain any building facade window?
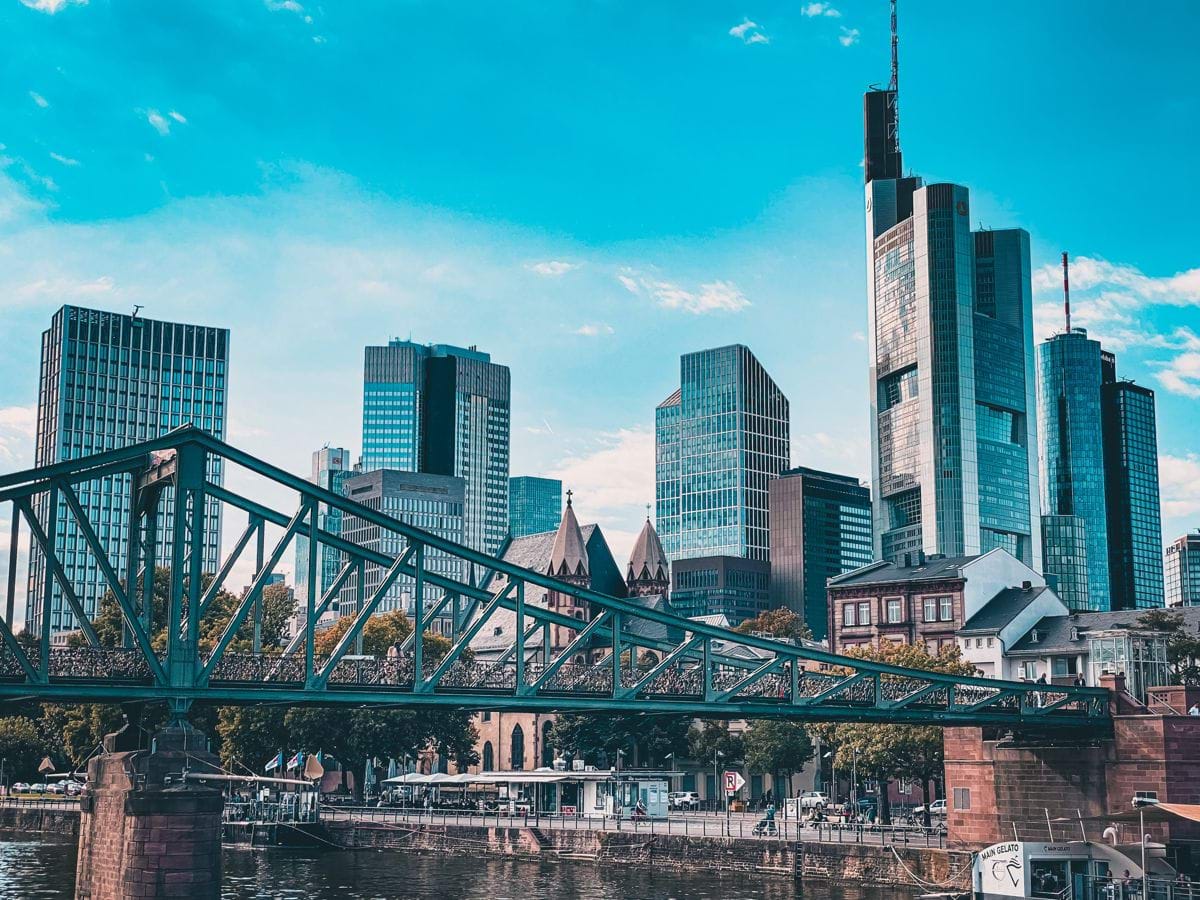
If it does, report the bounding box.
[510,725,525,771]
[923,597,938,622]
[857,601,871,626]
[843,604,856,627]
[938,596,953,621]
[885,598,903,623]
[482,742,494,771]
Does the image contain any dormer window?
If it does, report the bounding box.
[1030,629,1040,644]
[1070,627,1079,642]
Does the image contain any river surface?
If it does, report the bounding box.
[0,837,922,899]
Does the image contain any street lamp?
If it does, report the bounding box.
[713,750,724,815]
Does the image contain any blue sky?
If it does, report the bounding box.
[1,0,1198,572]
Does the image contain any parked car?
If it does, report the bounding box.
[64,781,84,796]
[913,798,947,818]
[668,791,701,811]
[10,782,30,793]
[46,782,65,794]
[797,791,829,810]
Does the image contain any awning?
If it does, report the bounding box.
[1067,804,1200,825]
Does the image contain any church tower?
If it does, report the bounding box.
[626,515,669,597]
[546,491,590,650]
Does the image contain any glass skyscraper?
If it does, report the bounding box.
[508,476,561,538]
[768,467,872,641]
[27,305,228,635]
[864,88,1040,568]
[295,446,353,606]
[361,340,510,556]
[338,469,465,630]
[1101,360,1164,609]
[1165,532,1200,607]
[655,345,789,563]
[1037,329,1109,611]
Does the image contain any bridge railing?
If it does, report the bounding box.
[0,427,1111,727]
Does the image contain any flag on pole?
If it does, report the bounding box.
[286,751,303,771]
[265,750,284,773]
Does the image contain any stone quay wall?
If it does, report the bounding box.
[0,803,81,836]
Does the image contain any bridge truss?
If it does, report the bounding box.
[0,427,1109,728]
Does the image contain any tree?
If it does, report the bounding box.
[734,608,812,642]
[215,706,289,774]
[549,712,690,768]
[0,716,53,782]
[810,642,975,825]
[311,608,458,663]
[687,720,744,766]
[743,720,814,799]
[1137,609,1200,685]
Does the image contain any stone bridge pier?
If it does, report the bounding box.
[75,717,223,900]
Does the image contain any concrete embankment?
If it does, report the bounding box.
[0,806,972,891]
[0,804,81,837]
[321,819,973,890]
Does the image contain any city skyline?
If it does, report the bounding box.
[1,0,1198,589]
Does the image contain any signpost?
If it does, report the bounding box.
[723,771,744,834]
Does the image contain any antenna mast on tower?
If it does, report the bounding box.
[1062,251,1072,334]
[890,0,899,92]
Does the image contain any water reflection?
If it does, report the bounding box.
[0,837,919,900]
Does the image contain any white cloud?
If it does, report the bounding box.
[17,274,115,300]
[0,406,36,468]
[265,0,305,12]
[144,109,186,136]
[49,152,80,167]
[616,274,640,295]
[1033,257,1200,311]
[29,91,49,109]
[19,0,87,13]
[573,323,614,337]
[729,18,769,44]
[793,431,869,479]
[801,3,841,17]
[617,271,750,314]
[1160,453,1200,521]
[526,260,577,277]
[1154,352,1200,399]
[838,27,860,46]
[145,110,171,136]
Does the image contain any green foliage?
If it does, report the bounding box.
[687,720,744,764]
[215,706,289,773]
[0,716,53,781]
[743,720,814,795]
[810,642,975,823]
[1137,609,1200,685]
[734,608,812,642]
[549,712,690,767]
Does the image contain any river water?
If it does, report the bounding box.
[0,837,921,899]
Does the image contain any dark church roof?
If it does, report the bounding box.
[627,518,668,584]
[548,498,588,578]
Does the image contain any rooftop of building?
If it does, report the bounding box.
[828,554,979,588]
[1006,606,1200,655]
[959,584,1052,634]
[777,466,867,486]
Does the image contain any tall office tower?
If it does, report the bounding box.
[1039,514,1090,611]
[295,446,353,605]
[1036,329,1109,611]
[1165,532,1200,607]
[1101,356,1164,609]
[508,476,562,539]
[768,467,872,641]
[27,306,228,635]
[361,340,510,555]
[338,470,465,628]
[863,86,1040,567]
[655,345,790,563]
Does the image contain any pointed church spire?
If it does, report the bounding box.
[627,514,668,596]
[548,489,588,579]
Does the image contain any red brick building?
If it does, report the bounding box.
[826,549,1046,656]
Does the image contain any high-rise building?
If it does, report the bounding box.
[1039,514,1090,611]
[1037,329,1109,611]
[669,555,771,625]
[768,467,872,641]
[508,476,562,539]
[295,446,353,607]
[338,469,465,630]
[864,85,1040,568]
[1101,357,1164,609]
[27,306,228,635]
[1165,532,1200,607]
[655,345,789,563]
[361,340,510,556]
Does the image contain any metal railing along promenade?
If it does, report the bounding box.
[320,805,947,848]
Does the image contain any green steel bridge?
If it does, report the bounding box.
[0,427,1110,728]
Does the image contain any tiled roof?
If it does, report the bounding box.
[960,585,1051,633]
[828,555,979,587]
[627,518,668,583]
[469,524,600,653]
[548,501,588,577]
[1006,606,1200,655]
